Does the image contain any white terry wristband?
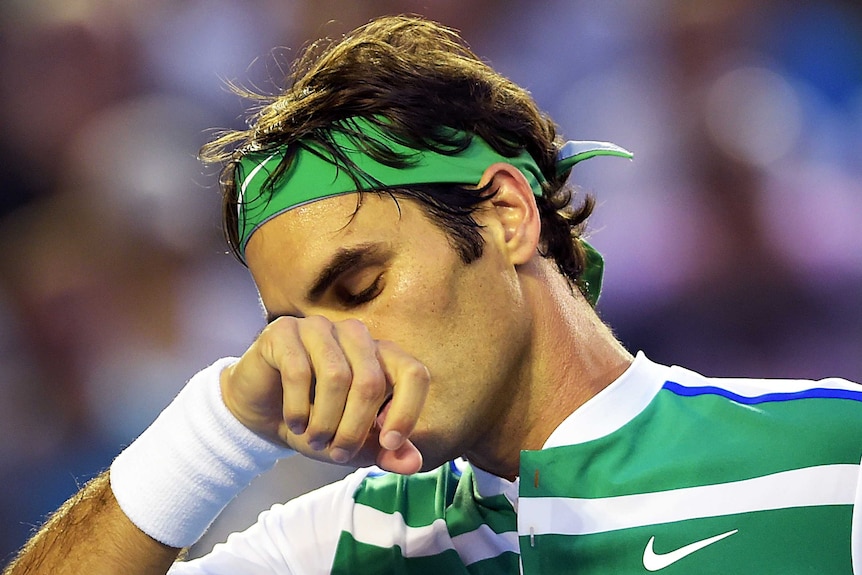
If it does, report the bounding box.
[110,357,294,548]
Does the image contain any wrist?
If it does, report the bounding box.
[110,358,294,548]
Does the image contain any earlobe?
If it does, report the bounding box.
[476,162,541,266]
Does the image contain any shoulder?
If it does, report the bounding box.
[655,365,862,465]
[661,365,862,430]
[664,363,862,404]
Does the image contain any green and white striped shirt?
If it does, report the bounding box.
[172,353,862,574]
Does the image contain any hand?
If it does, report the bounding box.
[219,316,430,474]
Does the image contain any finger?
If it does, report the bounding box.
[221,317,311,444]
[375,340,431,451]
[376,438,423,474]
[327,320,387,463]
[354,426,423,474]
[262,317,314,436]
[299,316,352,451]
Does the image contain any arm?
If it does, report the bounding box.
[4,316,429,575]
[2,473,179,575]
[2,356,266,575]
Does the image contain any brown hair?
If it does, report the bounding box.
[200,15,595,294]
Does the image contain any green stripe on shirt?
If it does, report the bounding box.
[521,389,862,500]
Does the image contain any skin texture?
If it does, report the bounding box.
[2,472,180,575]
[227,163,633,478]
[3,163,632,574]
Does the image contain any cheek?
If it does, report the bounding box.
[360,264,466,356]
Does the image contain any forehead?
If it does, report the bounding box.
[243,193,410,290]
[246,193,398,253]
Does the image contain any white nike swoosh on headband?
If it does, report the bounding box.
[237,151,280,209]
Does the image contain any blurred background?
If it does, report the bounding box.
[1,0,860,564]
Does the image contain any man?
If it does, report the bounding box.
[6,15,862,575]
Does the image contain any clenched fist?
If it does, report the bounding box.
[220,315,430,474]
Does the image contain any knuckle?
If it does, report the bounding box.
[303,314,334,332]
[264,315,298,338]
[402,361,431,384]
[333,428,367,448]
[336,318,370,337]
[350,371,386,402]
[319,357,352,388]
[281,359,312,384]
[259,318,303,360]
[374,339,397,353]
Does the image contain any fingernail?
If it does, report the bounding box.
[308,439,326,451]
[289,422,307,435]
[330,447,350,463]
[381,430,403,451]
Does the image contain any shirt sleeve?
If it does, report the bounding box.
[167,467,377,575]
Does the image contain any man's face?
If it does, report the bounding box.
[245,192,533,469]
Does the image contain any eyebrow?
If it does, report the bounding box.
[265,242,387,323]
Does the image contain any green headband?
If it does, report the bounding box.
[235,117,632,305]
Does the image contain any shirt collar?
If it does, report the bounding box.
[543,351,670,449]
[469,351,670,503]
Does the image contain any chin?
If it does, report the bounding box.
[412,435,463,472]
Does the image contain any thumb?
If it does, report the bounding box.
[376,438,423,474]
[354,425,423,474]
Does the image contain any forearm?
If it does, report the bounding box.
[5,358,292,574]
[3,472,180,575]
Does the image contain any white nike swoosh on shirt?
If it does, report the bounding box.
[642,529,738,571]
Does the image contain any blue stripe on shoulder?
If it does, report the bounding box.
[663,381,862,405]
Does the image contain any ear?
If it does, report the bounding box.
[475,162,541,266]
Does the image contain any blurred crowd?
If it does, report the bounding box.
[1,0,860,564]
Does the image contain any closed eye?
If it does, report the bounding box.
[337,274,384,307]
